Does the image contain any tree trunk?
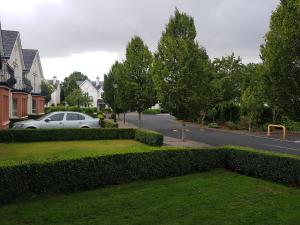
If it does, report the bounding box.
[138,112,141,128]
[201,112,206,125]
[272,108,276,123]
[181,120,186,142]
[123,112,126,124]
[248,118,252,132]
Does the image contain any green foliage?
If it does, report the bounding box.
[153,9,211,122]
[101,120,119,128]
[65,89,91,107]
[45,106,98,117]
[1,145,300,205]
[142,109,161,115]
[124,36,156,114]
[0,128,135,143]
[134,129,163,146]
[208,123,219,128]
[260,0,300,120]
[61,71,88,101]
[41,80,54,103]
[281,118,300,131]
[225,121,238,130]
[0,149,223,205]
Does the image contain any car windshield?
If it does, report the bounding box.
[36,114,50,121]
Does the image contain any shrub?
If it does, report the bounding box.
[226,121,238,130]
[143,109,161,115]
[0,149,224,205]
[281,119,300,132]
[134,129,163,146]
[0,128,133,143]
[101,120,118,128]
[208,123,219,128]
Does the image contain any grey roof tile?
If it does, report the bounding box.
[22,49,37,70]
[1,30,19,58]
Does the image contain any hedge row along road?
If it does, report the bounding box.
[126,113,300,156]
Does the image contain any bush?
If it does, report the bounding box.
[45,106,98,117]
[226,121,238,130]
[142,109,161,115]
[281,119,300,132]
[28,114,44,120]
[1,146,300,205]
[0,149,224,205]
[134,129,163,146]
[9,118,26,128]
[101,120,118,128]
[0,128,133,143]
[208,123,219,128]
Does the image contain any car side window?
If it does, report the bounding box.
[66,113,85,121]
[48,113,65,121]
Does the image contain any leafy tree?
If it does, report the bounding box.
[41,80,54,104]
[61,71,88,101]
[153,9,210,140]
[124,36,156,128]
[260,0,300,121]
[103,61,130,122]
[212,53,245,122]
[65,89,90,107]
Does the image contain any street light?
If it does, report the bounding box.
[113,83,118,123]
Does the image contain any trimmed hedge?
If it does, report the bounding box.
[0,128,135,142]
[134,129,163,146]
[0,146,300,205]
[0,128,163,146]
[0,149,223,205]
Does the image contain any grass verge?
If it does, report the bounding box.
[0,170,299,225]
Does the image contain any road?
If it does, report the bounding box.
[126,113,300,156]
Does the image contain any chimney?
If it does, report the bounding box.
[53,75,57,84]
[96,76,100,86]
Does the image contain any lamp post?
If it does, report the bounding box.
[113,83,118,123]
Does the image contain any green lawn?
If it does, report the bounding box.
[0,170,299,225]
[0,140,179,167]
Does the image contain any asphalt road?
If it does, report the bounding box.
[126,113,300,156]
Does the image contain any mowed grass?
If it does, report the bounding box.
[0,140,179,167]
[1,170,300,225]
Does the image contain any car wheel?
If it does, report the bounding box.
[26,127,36,129]
[81,126,90,128]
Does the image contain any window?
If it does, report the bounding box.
[12,98,17,117]
[48,113,64,121]
[32,99,37,114]
[66,113,85,121]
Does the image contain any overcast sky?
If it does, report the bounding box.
[0,0,280,81]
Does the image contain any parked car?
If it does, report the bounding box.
[12,111,100,129]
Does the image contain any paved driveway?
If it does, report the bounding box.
[126,113,300,156]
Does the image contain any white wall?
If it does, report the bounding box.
[26,54,43,93]
[79,81,99,107]
[7,36,24,90]
[49,83,61,106]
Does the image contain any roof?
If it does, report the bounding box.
[22,49,38,70]
[76,80,84,86]
[1,30,19,58]
[91,81,103,90]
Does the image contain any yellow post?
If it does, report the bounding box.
[267,124,286,140]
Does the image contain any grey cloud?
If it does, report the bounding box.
[1,0,280,62]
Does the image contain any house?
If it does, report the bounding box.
[47,75,61,106]
[0,23,45,128]
[76,76,105,110]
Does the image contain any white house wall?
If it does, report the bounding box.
[27,54,43,93]
[79,81,98,107]
[7,36,25,90]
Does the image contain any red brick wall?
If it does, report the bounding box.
[12,93,28,118]
[0,87,10,129]
[32,95,45,114]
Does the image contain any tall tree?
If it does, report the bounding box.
[124,36,156,128]
[260,0,300,121]
[153,9,210,140]
[41,80,54,104]
[61,71,88,101]
[103,61,130,122]
[65,89,91,107]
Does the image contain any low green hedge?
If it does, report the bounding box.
[0,146,300,205]
[134,129,163,146]
[0,149,223,205]
[0,128,135,142]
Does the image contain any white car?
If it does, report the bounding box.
[13,111,100,129]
